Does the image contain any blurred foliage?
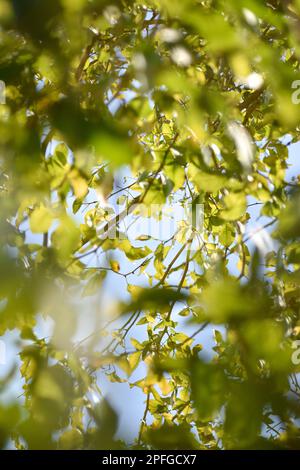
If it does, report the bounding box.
[1,0,300,450]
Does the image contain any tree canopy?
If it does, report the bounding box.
[1,0,300,450]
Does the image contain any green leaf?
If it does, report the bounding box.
[30,206,53,233]
[58,429,83,450]
[191,359,227,421]
[82,272,106,297]
[221,193,247,221]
